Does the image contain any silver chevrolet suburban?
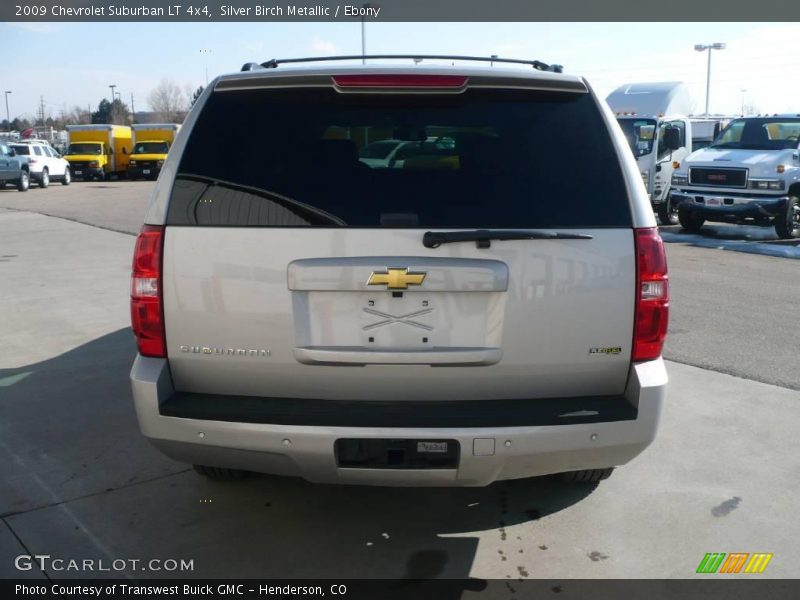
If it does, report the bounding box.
[129,56,669,486]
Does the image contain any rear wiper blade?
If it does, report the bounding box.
[422,229,593,249]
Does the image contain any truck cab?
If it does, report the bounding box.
[128,140,169,179]
[670,115,800,239]
[64,141,106,181]
[64,124,132,181]
[128,124,180,180]
[607,83,694,225]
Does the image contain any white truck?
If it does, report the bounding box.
[670,115,800,239]
[607,82,694,225]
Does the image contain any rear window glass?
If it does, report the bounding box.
[169,87,630,228]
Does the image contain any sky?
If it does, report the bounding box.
[1,21,799,121]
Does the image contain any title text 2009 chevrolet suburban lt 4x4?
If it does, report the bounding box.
[130,56,669,486]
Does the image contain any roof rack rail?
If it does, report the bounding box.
[241,55,563,73]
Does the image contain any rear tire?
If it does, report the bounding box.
[774,195,800,239]
[560,468,614,483]
[39,168,49,188]
[61,167,71,185]
[193,464,249,481]
[678,208,704,232]
[17,169,29,192]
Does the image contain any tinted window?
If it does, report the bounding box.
[33,146,43,156]
[169,87,630,228]
[11,145,30,155]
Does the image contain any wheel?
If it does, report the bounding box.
[560,468,614,483]
[38,168,49,188]
[61,167,71,186]
[192,464,249,480]
[774,195,800,239]
[17,169,29,192]
[678,207,704,232]
[656,192,679,226]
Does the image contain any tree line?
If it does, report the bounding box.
[2,81,205,131]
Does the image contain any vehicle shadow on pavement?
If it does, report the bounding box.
[660,223,800,258]
[1,329,600,583]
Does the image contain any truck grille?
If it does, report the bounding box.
[69,161,89,169]
[689,167,747,188]
[134,160,156,168]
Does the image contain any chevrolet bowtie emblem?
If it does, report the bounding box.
[367,267,426,290]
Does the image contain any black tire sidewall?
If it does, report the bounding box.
[775,195,800,239]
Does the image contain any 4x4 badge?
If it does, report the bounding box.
[367,268,426,290]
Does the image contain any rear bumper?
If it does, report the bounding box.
[671,190,787,221]
[130,357,667,487]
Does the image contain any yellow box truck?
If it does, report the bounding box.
[64,124,132,181]
[128,124,181,180]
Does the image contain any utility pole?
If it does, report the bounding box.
[131,93,136,124]
[40,95,45,126]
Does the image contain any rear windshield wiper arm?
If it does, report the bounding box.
[423,229,593,249]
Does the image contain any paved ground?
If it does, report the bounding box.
[1,208,799,580]
[2,182,798,390]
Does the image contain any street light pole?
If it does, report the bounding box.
[200,49,212,85]
[694,43,726,116]
[361,17,366,63]
[4,91,11,132]
[359,4,379,64]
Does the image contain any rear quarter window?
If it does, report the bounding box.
[168,86,631,228]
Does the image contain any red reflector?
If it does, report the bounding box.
[332,74,468,88]
[633,227,669,362]
[130,225,166,358]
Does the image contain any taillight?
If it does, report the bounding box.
[633,227,669,362]
[332,74,469,88]
[130,225,166,357]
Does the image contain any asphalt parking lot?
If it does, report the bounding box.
[1,182,799,580]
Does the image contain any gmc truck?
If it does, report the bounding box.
[129,55,669,487]
[671,115,800,239]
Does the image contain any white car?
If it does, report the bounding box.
[10,141,71,188]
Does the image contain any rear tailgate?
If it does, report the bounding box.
[160,75,635,402]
